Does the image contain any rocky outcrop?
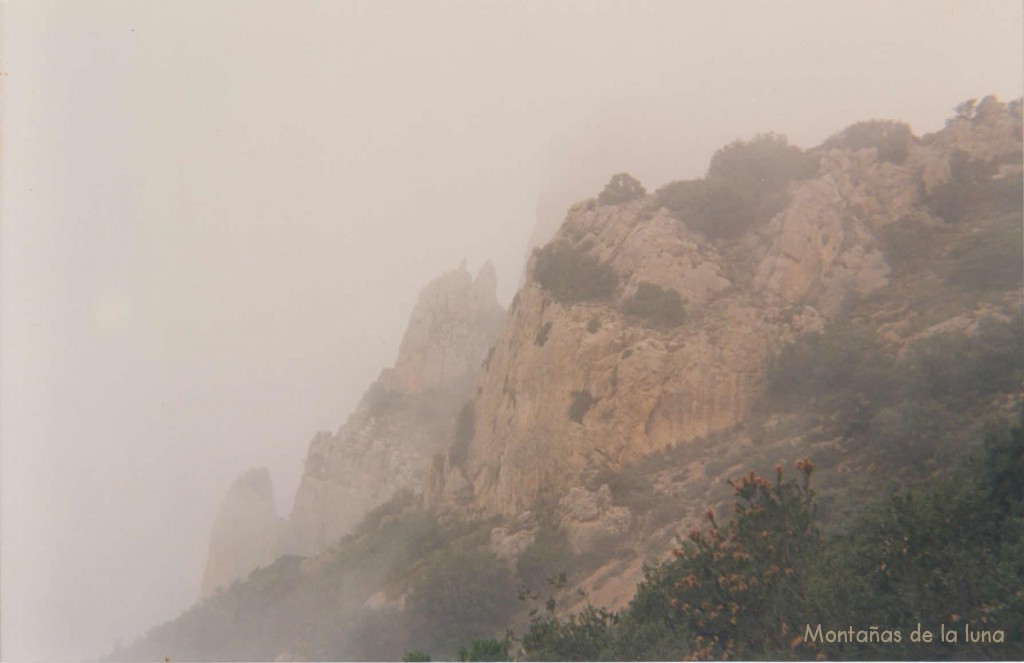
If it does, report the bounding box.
[431,97,1022,519]
[489,526,536,565]
[558,485,632,555]
[928,96,1023,163]
[200,468,282,598]
[288,263,505,554]
[752,148,898,317]
[390,260,503,392]
[430,201,806,516]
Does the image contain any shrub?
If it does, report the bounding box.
[350,489,417,538]
[941,215,1024,291]
[878,215,943,274]
[694,177,770,238]
[516,525,575,590]
[406,545,517,658]
[653,179,706,221]
[905,316,1024,406]
[642,462,820,660]
[597,173,646,206]
[458,637,511,662]
[657,133,816,239]
[535,322,553,346]
[925,149,1024,223]
[810,415,1024,659]
[622,282,685,328]
[568,390,595,424]
[533,244,618,304]
[768,323,898,435]
[823,120,914,163]
[706,132,817,192]
[522,604,619,661]
[512,416,1024,660]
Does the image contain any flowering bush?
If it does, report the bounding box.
[639,461,820,659]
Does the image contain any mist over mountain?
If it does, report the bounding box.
[3,3,1023,661]
[110,97,1023,661]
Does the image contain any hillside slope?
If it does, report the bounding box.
[112,97,1023,661]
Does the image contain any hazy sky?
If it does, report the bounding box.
[1,1,1021,660]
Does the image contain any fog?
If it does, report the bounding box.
[1,1,1020,660]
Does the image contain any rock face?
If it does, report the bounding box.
[559,485,632,554]
[752,147,899,317]
[288,263,505,554]
[390,260,503,393]
[200,468,281,598]
[430,98,1023,519]
[430,202,802,517]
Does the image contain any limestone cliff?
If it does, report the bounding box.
[200,467,282,598]
[430,203,810,517]
[431,96,1023,520]
[288,262,505,554]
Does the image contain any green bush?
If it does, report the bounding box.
[657,177,786,240]
[459,636,511,661]
[349,489,417,538]
[925,150,1024,223]
[516,525,576,591]
[768,323,898,436]
[823,120,914,163]
[534,244,618,304]
[651,462,821,659]
[707,132,816,185]
[597,173,646,206]
[535,322,553,346]
[407,545,518,658]
[878,215,943,274]
[941,215,1024,291]
[568,390,595,424]
[656,133,816,239]
[515,416,1024,659]
[809,415,1024,659]
[522,604,620,661]
[654,179,706,221]
[622,282,686,328]
[905,316,1024,406]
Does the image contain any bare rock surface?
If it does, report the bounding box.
[288,263,505,554]
[200,468,282,598]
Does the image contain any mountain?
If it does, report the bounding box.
[288,261,505,554]
[200,468,283,598]
[201,262,505,597]
[111,96,1023,661]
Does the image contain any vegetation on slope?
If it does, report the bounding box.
[450,415,1023,660]
[655,133,818,239]
[533,243,618,304]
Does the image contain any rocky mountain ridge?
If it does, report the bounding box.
[136,96,1022,660]
[429,97,1021,523]
[199,468,283,599]
[200,262,505,594]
